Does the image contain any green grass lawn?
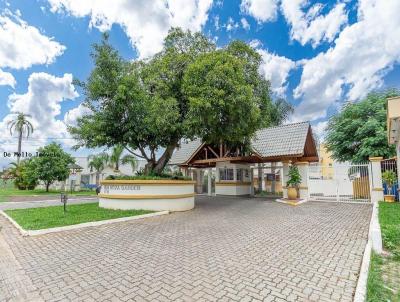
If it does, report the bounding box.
[0,179,96,202]
[367,202,400,301]
[5,202,154,230]
[367,252,393,301]
[379,202,400,257]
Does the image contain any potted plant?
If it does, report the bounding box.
[382,171,397,202]
[287,165,302,200]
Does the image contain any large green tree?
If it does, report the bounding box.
[30,143,74,191]
[325,90,398,163]
[70,28,292,174]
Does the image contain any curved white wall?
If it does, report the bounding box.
[99,180,195,211]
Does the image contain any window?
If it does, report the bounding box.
[236,169,243,181]
[219,168,234,181]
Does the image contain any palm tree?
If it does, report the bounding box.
[269,99,294,126]
[121,154,138,174]
[7,112,34,163]
[88,153,109,186]
[109,144,124,172]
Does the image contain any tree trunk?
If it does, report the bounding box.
[96,172,99,186]
[46,182,50,192]
[17,130,23,163]
[144,160,156,174]
[152,140,179,175]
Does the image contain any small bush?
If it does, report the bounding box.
[286,165,302,188]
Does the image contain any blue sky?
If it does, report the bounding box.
[0,0,399,168]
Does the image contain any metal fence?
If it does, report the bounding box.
[381,158,399,201]
[308,163,371,203]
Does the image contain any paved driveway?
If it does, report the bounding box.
[1,196,371,302]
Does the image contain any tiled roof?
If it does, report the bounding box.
[251,122,310,158]
[169,122,311,165]
[169,139,203,165]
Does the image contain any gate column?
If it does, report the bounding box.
[207,168,212,196]
[369,157,384,203]
[296,161,309,200]
[282,160,290,199]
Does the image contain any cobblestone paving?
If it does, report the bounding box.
[1,196,371,302]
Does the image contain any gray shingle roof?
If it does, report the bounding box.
[169,122,312,165]
[169,139,203,165]
[251,122,310,158]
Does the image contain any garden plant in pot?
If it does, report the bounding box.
[287,165,302,200]
[382,170,397,202]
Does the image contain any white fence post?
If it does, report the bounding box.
[296,162,309,200]
[250,167,255,197]
[282,161,289,199]
[207,168,212,196]
[369,157,384,203]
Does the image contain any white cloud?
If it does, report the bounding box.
[293,0,400,122]
[281,0,348,47]
[64,103,92,127]
[241,0,347,48]
[0,10,65,69]
[0,68,15,87]
[249,39,263,49]
[312,120,328,140]
[258,49,296,96]
[1,73,78,143]
[47,0,213,59]
[0,73,80,165]
[225,17,239,32]
[240,0,279,23]
[241,17,250,30]
[214,15,220,30]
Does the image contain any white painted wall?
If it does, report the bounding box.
[99,181,195,211]
[215,161,251,196]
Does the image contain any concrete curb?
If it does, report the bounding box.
[275,198,307,206]
[353,238,372,302]
[353,202,382,302]
[2,197,97,204]
[0,210,169,237]
[308,199,372,205]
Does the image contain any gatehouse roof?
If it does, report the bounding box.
[169,122,318,166]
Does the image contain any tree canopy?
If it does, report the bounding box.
[325,90,398,163]
[29,143,74,191]
[70,28,292,174]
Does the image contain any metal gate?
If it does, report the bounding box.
[308,163,371,203]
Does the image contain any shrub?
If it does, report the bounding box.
[286,165,302,188]
[8,160,38,190]
[382,170,397,193]
[106,171,191,181]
